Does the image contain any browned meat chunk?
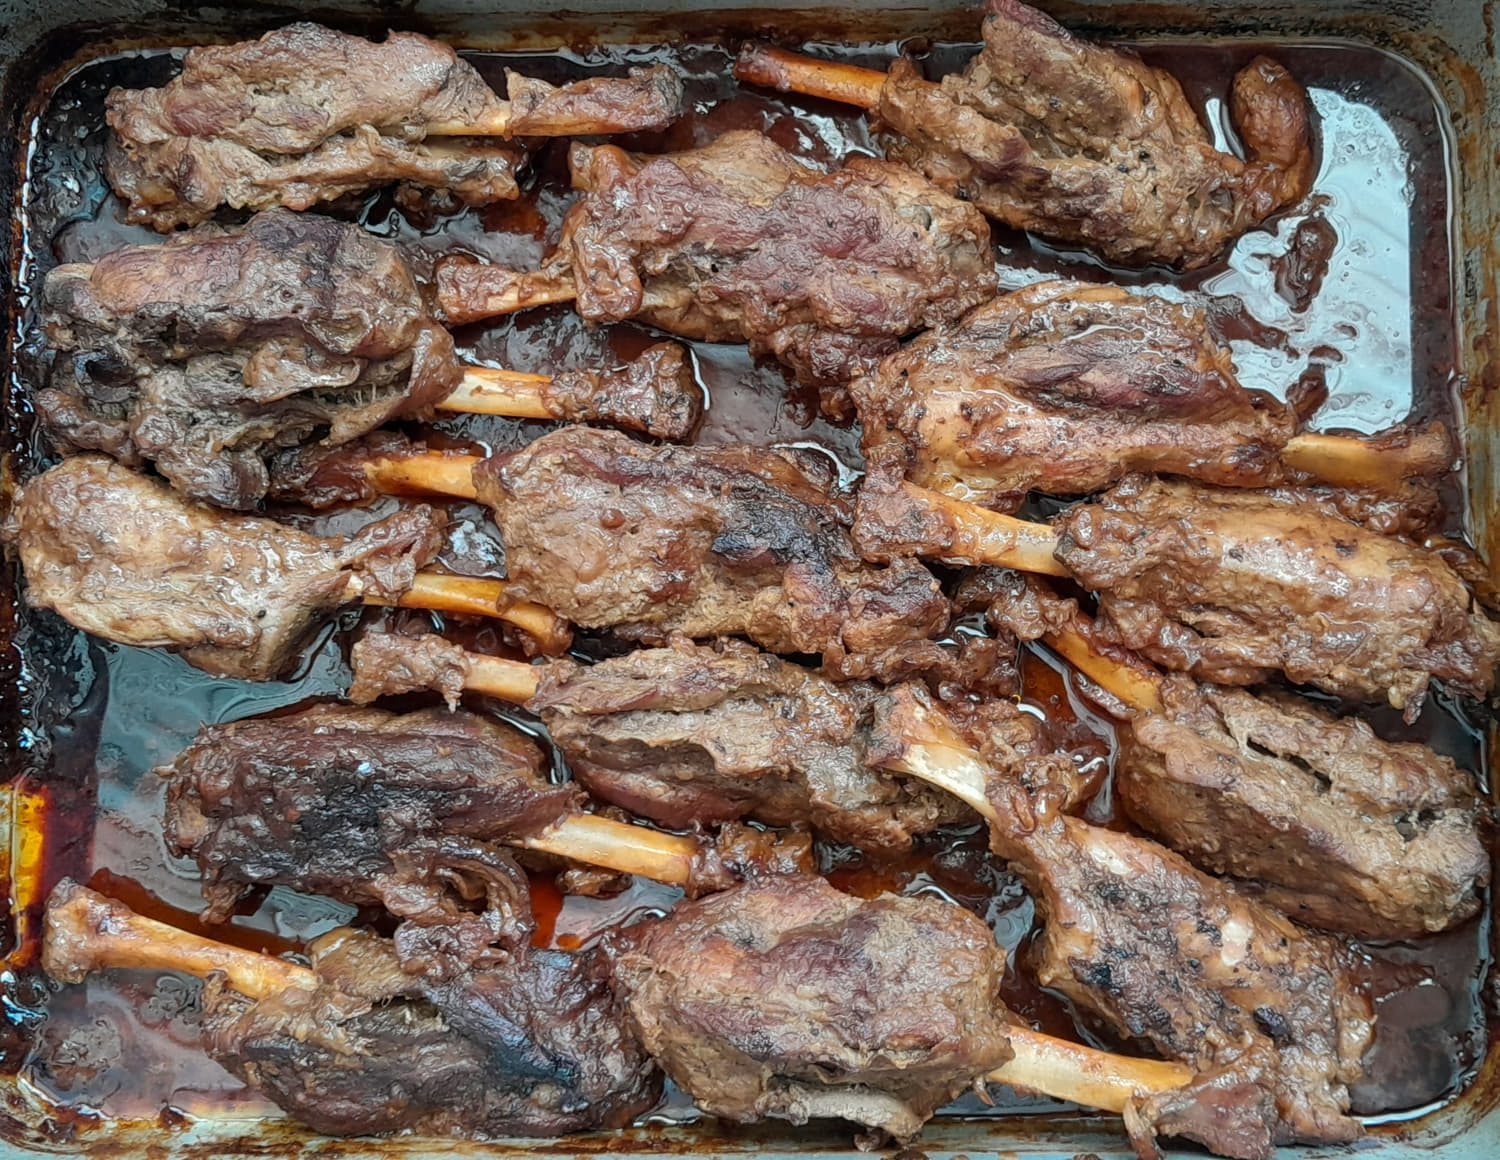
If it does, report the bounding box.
[479,427,953,679]
[978,573,1490,939]
[535,341,703,441]
[349,627,479,708]
[853,280,1297,509]
[1021,815,1369,1157]
[105,23,682,229]
[1119,677,1490,940]
[609,874,1013,1142]
[348,629,1026,853]
[161,703,582,970]
[1264,480,1448,540]
[1055,475,1500,716]
[40,212,703,510]
[869,687,1373,1160]
[875,0,1314,268]
[527,636,975,853]
[40,209,461,509]
[9,455,444,681]
[44,883,661,1137]
[438,130,994,414]
[504,67,684,136]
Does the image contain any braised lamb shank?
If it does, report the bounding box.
[981,571,1492,942]
[880,0,1314,267]
[9,455,445,680]
[474,426,955,680]
[44,882,660,1136]
[871,687,1373,1160]
[610,873,1014,1142]
[106,23,683,229]
[40,209,699,509]
[740,0,1314,268]
[858,472,1500,715]
[1053,476,1500,715]
[350,631,976,854]
[161,703,582,969]
[437,130,996,413]
[852,279,1449,510]
[1119,676,1491,940]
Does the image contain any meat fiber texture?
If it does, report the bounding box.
[877,0,1315,268]
[40,209,462,509]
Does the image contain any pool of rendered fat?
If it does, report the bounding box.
[0,29,1489,1136]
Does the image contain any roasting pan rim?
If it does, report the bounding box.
[0,2,1494,1157]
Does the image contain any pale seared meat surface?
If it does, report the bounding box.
[10,454,444,680]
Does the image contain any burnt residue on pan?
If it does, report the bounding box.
[0,11,1493,1158]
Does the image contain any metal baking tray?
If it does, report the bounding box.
[0,1,1495,1157]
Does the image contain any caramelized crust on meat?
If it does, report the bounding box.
[852,280,1297,509]
[609,874,1013,1141]
[41,884,661,1138]
[477,426,953,679]
[40,211,703,508]
[10,455,445,680]
[537,341,703,440]
[877,0,1314,268]
[439,130,994,412]
[107,24,522,228]
[1009,812,1371,1157]
[1056,475,1500,715]
[528,637,974,853]
[867,688,1372,1159]
[161,703,581,967]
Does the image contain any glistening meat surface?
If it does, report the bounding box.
[9,455,444,680]
[161,703,582,970]
[852,280,1298,509]
[608,874,1014,1142]
[40,210,704,510]
[529,636,976,852]
[867,687,1374,1160]
[1055,475,1500,716]
[876,0,1314,267]
[439,130,995,415]
[1119,676,1490,940]
[40,209,461,509]
[43,883,661,1137]
[478,426,955,680]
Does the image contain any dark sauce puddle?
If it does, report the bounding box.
[0,29,1489,1139]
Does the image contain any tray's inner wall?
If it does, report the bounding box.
[0,2,1496,1156]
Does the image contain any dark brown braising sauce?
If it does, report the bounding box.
[0,29,1488,1137]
